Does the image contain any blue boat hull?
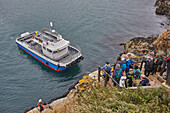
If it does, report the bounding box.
[16,43,67,71]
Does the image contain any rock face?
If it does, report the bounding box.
[155,0,170,16]
[153,27,170,57]
[122,27,170,57]
[123,36,157,56]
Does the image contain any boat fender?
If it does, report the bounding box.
[80,56,84,60]
[57,64,60,69]
[42,29,47,33]
[46,62,49,65]
[38,38,42,43]
[77,59,81,63]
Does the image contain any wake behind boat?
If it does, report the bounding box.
[16,23,83,71]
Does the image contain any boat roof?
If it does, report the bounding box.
[33,30,70,51]
[46,39,70,51]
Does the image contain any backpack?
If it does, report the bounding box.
[146,61,153,70]
[121,63,126,71]
[157,59,163,65]
[116,69,122,79]
[105,66,111,74]
[134,70,139,79]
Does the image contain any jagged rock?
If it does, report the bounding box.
[155,0,170,16]
[120,27,170,57]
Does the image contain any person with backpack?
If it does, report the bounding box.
[121,60,126,73]
[133,65,141,79]
[101,62,111,81]
[142,56,154,77]
[139,75,150,86]
[124,55,133,73]
[37,99,45,112]
[112,64,123,86]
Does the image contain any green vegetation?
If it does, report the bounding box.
[72,86,170,113]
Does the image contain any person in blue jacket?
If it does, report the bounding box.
[124,55,133,73]
[101,62,111,81]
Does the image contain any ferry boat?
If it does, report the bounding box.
[16,23,83,71]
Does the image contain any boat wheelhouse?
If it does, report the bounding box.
[16,26,83,71]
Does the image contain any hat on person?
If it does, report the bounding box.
[116,64,120,68]
[39,99,42,103]
[106,62,109,64]
[129,68,133,72]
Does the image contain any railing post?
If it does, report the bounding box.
[98,66,101,82]
[104,73,108,87]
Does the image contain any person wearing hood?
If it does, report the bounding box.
[112,64,123,86]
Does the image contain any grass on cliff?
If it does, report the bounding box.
[65,86,170,113]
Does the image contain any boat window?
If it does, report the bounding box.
[47,48,52,53]
[59,48,66,52]
[43,46,46,50]
[53,51,58,54]
[53,48,66,54]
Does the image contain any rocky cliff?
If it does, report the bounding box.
[153,27,170,56]
[155,0,170,16]
[122,27,170,57]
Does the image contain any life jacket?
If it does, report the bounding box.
[37,103,45,112]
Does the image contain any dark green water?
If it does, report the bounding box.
[0,0,168,112]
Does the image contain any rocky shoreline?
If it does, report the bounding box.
[120,27,170,58]
[155,0,170,16]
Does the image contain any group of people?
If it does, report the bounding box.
[101,53,170,88]
[101,54,150,88]
[142,54,163,77]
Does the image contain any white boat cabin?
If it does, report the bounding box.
[31,30,70,60]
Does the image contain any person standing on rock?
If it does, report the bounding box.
[124,55,133,73]
[112,64,123,86]
[37,99,45,112]
[142,56,154,77]
[126,69,135,87]
[101,62,111,81]
[133,65,141,79]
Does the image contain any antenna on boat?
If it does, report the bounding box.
[50,22,53,31]
[50,22,56,33]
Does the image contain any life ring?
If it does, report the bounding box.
[38,38,42,43]
[42,29,47,33]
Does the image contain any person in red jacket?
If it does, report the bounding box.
[37,99,45,112]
